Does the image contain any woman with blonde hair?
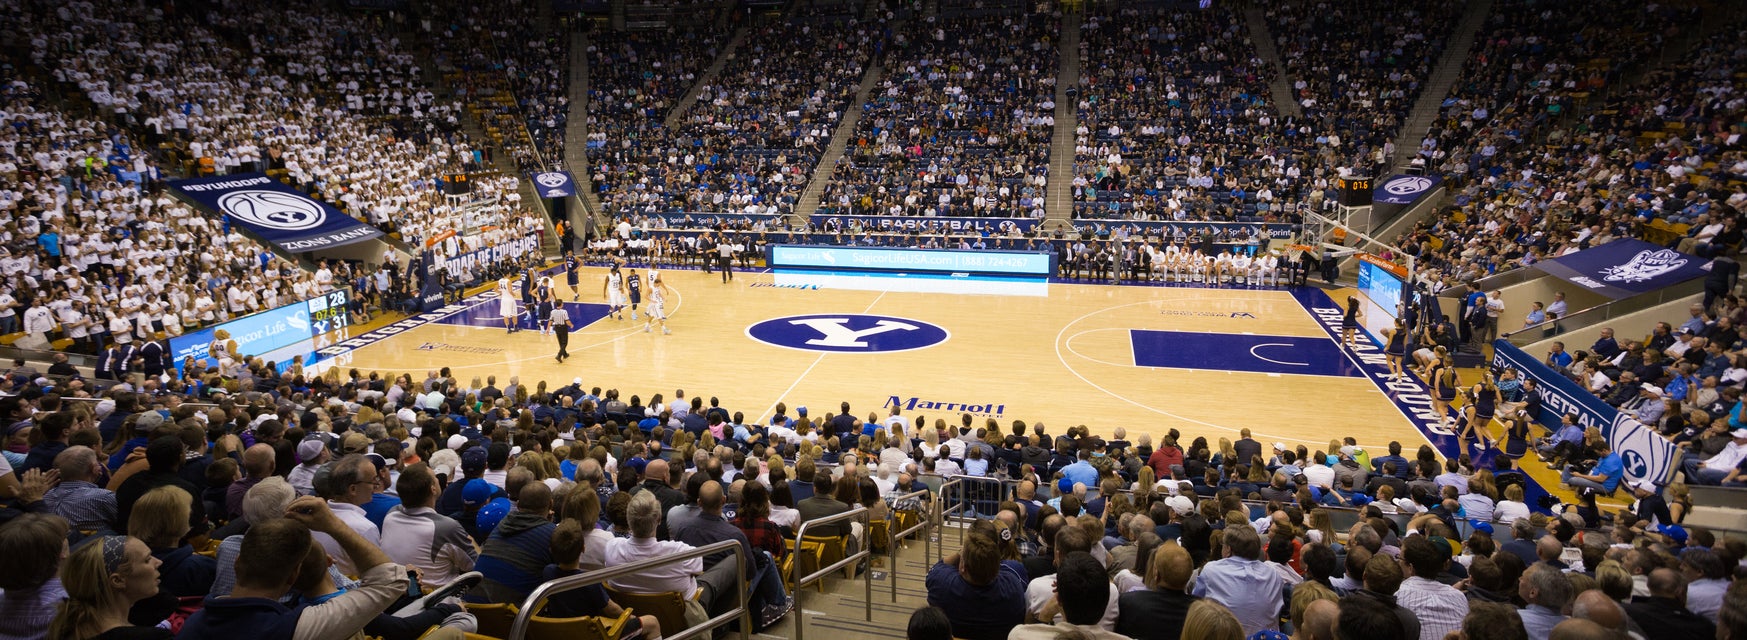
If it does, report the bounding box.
[1215,438,1235,468]
[1305,508,1343,553]
[919,427,941,459]
[1133,465,1157,507]
[127,486,216,598]
[1181,599,1244,640]
[47,536,167,640]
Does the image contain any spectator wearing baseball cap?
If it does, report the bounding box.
[436,446,495,518]
[106,410,167,472]
[288,439,331,496]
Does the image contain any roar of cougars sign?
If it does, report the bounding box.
[1531,239,1711,300]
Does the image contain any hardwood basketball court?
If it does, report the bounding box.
[310,265,1446,454]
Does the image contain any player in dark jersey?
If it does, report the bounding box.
[536,281,555,336]
[565,251,581,301]
[626,269,643,321]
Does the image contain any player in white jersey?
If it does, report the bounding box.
[1230,252,1253,286]
[603,262,627,320]
[1212,250,1233,285]
[644,270,671,335]
[496,277,518,333]
[1258,252,1281,286]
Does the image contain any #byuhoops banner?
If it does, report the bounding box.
[529,171,577,198]
[1531,238,1711,300]
[169,173,383,252]
[1373,174,1442,205]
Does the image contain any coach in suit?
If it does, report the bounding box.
[1233,428,1263,466]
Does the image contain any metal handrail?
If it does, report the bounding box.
[507,538,750,640]
[790,505,872,640]
[886,487,934,603]
[935,477,965,547]
[1502,280,1703,346]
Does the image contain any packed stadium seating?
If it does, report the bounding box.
[818,11,1058,218]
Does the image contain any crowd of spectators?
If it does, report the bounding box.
[582,26,724,212]
[1393,0,1720,283]
[1265,0,1466,172]
[590,14,879,216]
[0,77,332,354]
[422,0,574,171]
[1072,3,1330,223]
[818,11,1057,219]
[0,371,1741,640]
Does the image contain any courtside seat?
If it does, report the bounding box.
[526,610,634,640]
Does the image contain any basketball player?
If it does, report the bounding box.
[645,270,672,335]
[625,268,643,321]
[565,250,581,301]
[536,279,555,336]
[603,262,627,320]
[1258,251,1280,286]
[496,277,517,333]
[521,265,538,330]
[1230,251,1253,286]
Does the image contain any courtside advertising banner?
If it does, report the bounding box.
[168,290,352,373]
[528,170,577,198]
[1372,174,1442,205]
[169,173,384,252]
[1491,340,1679,485]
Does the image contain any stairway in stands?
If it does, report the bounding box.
[792,58,888,220]
[1241,7,1302,120]
[1387,0,1493,170]
[664,27,751,129]
[1043,8,1081,226]
[564,29,603,227]
[773,517,967,640]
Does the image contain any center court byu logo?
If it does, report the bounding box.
[1599,249,1688,283]
[746,314,950,353]
[217,190,327,231]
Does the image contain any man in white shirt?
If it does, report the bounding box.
[381,463,478,587]
[604,491,737,627]
[314,454,384,576]
[1682,428,1747,485]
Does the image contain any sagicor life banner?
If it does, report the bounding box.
[168,173,384,253]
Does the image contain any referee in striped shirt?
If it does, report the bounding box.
[550,304,571,362]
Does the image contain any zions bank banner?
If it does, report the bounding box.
[1492,339,1680,486]
[168,173,383,252]
[1531,239,1710,300]
[528,171,577,198]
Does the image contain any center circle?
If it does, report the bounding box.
[746,313,950,353]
